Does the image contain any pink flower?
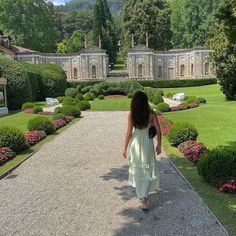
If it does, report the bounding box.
[53,119,67,130]
[24,108,33,113]
[0,147,16,165]
[25,130,47,146]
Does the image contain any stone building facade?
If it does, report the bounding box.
[16,47,109,81]
[127,45,214,80]
[0,77,8,116]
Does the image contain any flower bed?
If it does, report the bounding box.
[24,108,33,113]
[25,130,47,146]
[0,147,16,165]
[38,111,53,116]
[170,103,199,112]
[178,140,208,163]
[104,95,127,99]
[219,180,236,194]
[53,119,67,130]
[158,115,173,136]
[66,116,74,122]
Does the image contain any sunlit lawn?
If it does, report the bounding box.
[91,97,131,111]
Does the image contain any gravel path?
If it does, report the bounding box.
[0,111,229,236]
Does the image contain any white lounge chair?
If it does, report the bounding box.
[173,93,185,102]
[45,97,59,107]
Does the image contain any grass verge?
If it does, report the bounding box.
[163,137,236,236]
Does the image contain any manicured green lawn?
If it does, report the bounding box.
[91,98,131,111]
[163,84,236,149]
[163,138,236,236]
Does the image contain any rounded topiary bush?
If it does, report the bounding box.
[166,92,174,98]
[22,102,34,111]
[156,102,170,112]
[56,96,66,103]
[75,93,84,101]
[77,100,91,111]
[180,101,188,106]
[127,93,133,98]
[167,122,198,146]
[65,88,78,98]
[62,105,81,117]
[62,97,76,106]
[98,95,104,100]
[186,96,199,104]
[54,106,63,114]
[0,126,26,152]
[197,97,206,104]
[76,85,82,92]
[32,106,43,114]
[52,113,67,121]
[84,92,95,101]
[152,95,164,105]
[81,86,93,94]
[28,117,54,134]
[197,147,236,187]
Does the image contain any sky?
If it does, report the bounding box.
[50,0,71,5]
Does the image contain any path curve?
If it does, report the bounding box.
[0,111,229,236]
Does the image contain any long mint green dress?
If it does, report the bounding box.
[128,123,160,198]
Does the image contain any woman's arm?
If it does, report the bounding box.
[153,112,162,155]
[122,112,133,158]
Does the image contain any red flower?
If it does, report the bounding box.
[24,108,33,113]
[0,147,16,165]
[53,119,67,130]
[25,131,47,146]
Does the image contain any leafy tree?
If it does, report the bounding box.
[93,0,118,64]
[206,0,236,100]
[0,0,59,52]
[120,0,172,57]
[171,0,224,48]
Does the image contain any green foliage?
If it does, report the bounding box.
[93,0,118,64]
[81,86,94,94]
[62,105,81,117]
[75,93,84,101]
[77,100,91,110]
[0,0,59,52]
[56,96,66,103]
[186,96,199,104]
[32,106,43,114]
[62,97,77,106]
[152,94,164,105]
[54,106,63,114]
[65,88,78,98]
[127,93,133,98]
[166,92,175,98]
[52,113,67,121]
[121,0,172,56]
[180,101,189,106]
[98,95,105,100]
[167,122,198,146]
[197,147,236,186]
[170,0,224,48]
[0,126,26,152]
[84,92,95,101]
[197,97,206,103]
[22,102,34,111]
[28,117,54,135]
[156,102,170,112]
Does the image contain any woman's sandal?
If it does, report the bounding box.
[140,198,148,211]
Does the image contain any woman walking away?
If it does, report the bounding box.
[123,91,162,211]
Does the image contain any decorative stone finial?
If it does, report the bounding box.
[146,33,149,47]
[131,34,134,47]
[99,35,101,48]
[84,34,87,48]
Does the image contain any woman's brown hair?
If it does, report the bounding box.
[131,91,151,129]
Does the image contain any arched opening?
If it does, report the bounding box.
[205,62,210,75]
[92,65,96,78]
[138,64,143,77]
[74,68,77,79]
[158,65,162,78]
[180,64,185,77]
[191,64,194,76]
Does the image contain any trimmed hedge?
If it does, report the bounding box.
[197,147,236,187]
[84,92,95,101]
[62,105,81,117]
[22,102,34,111]
[65,88,78,98]
[52,113,67,121]
[54,106,63,114]
[28,117,54,134]
[0,126,26,152]
[62,97,76,106]
[156,102,170,112]
[32,106,43,114]
[167,122,198,146]
[77,100,91,111]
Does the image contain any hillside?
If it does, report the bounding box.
[56,0,121,14]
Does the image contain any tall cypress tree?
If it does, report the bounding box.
[93,0,117,64]
[120,0,172,57]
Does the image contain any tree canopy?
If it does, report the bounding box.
[0,0,59,52]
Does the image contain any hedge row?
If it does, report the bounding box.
[68,78,217,90]
[0,56,67,110]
